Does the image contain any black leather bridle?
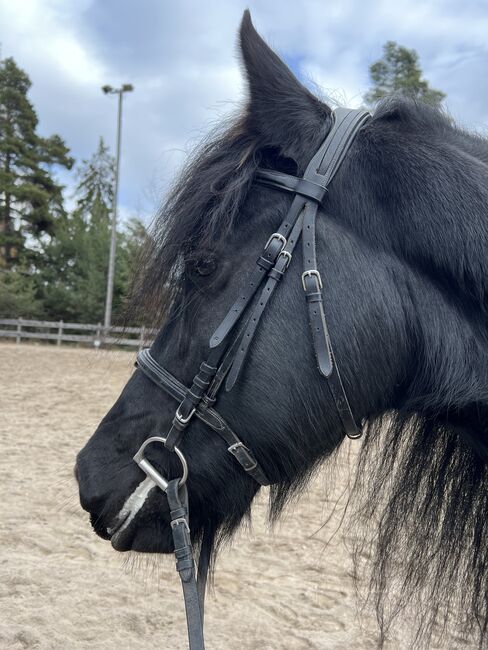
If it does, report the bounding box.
[132,107,371,649]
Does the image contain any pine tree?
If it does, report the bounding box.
[38,138,114,322]
[0,57,73,268]
[74,136,114,222]
[37,138,148,323]
[364,41,445,107]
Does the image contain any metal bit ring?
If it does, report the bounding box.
[133,436,188,492]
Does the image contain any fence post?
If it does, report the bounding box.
[138,326,145,351]
[16,317,22,345]
[57,320,64,346]
[94,322,102,349]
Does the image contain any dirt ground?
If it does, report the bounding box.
[0,343,472,649]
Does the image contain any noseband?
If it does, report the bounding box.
[133,107,371,650]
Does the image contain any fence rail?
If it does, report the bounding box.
[0,318,157,349]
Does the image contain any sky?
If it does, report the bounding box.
[1,0,487,224]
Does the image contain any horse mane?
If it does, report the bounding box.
[349,97,488,647]
[128,96,488,647]
[126,118,260,327]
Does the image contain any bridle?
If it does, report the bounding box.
[132,107,371,649]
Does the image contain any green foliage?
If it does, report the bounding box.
[0,58,148,325]
[0,57,73,268]
[364,41,446,107]
[0,269,43,318]
[36,138,148,323]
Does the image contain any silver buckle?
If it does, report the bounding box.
[170,516,190,533]
[277,250,292,270]
[228,442,258,471]
[301,269,323,291]
[265,232,286,253]
[175,405,196,425]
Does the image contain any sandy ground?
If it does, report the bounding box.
[0,343,473,649]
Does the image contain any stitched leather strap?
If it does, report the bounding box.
[301,201,333,377]
[166,480,205,650]
[225,199,305,390]
[136,349,270,485]
[210,231,285,348]
[255,169,327,203]
[254,108,369,439]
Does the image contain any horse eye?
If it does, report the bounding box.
[194,257,217,276]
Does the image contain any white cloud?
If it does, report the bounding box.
[0,0,487,223]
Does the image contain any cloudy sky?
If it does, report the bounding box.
[1,0,487,223]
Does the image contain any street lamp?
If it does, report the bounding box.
[101,83,134,331]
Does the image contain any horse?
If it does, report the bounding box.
[76,10,488,648]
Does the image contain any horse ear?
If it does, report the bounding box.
[239,10,331,167]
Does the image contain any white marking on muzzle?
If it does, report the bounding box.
[108,475,156,538]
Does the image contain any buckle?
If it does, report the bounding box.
[175,405,196,425]
[170,516,190,533]
[264,232,286,254]
[228,442,258,471]
[277,250,292,270]
[301,269,323,291]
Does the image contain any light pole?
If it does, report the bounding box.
[101,83,134,331]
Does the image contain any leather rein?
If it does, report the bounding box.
[132,107,371,649]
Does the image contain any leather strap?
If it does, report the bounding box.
[225,198,305,390]
[301,201,333,377]
[255,169,327,203]
[254,108,369,438]
[209,232,285,348]
[306,108,370,183]
[166,480,205,650]
[136,349,270,485]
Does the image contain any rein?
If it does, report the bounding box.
[133,107,371,649]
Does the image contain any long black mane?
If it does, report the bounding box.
[128,95,488,648]
[128,118,261,327]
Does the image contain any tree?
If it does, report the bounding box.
[364,41,446,107]
[0,269,43,318]
[0,57,73,268]
[74,136,114,222]
[38,138,114,322]
[37,138,148,323]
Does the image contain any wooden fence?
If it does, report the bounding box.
[0,318,157,349]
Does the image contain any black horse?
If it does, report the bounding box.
[76,11,488,648]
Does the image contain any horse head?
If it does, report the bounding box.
[76,11,488,646]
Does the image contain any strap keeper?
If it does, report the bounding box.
[257,256,274,271]
[268,267,284,282]
[187,388,203,403]
[305,291,323,303]
[200,361,217,374]
[200,395,216,409]
[193,375,210,390]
